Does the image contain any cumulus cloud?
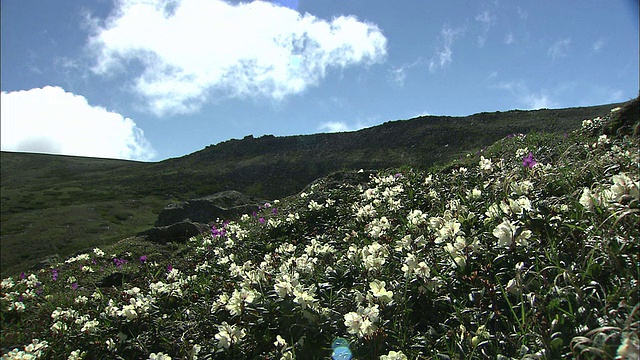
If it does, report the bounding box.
[87,0,387,116]
[0,86,155,161]
[429,25,464,73]
[548,38,571,60]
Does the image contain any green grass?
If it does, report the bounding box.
[1,105,638,359]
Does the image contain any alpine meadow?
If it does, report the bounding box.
[1,98,638,359]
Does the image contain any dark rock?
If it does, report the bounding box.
[304,170,375,192]
[31,254,61,271]
[154,190,261,227]
[140,221,209,244]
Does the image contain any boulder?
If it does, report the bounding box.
[140,221,210,244]
[154,190,261,227]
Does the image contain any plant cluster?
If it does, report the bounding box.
[1,107,638,359]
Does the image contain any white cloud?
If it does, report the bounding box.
[495,80,557,109]
[0,86,155,161]
[429,25,464,73]
[389,66,407,87]
[548,38,571,60]
[388,57,424,87]
[475,11,495,47]
[504,32,514,45]
[521,94,553,109]
[88,0,387,116]
[318,121,352,133]
[318,120,370,133]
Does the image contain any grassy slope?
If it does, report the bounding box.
[0,101,627,278]
[1,101,637,359]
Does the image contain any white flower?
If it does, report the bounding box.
[579,188,596,211]
[274,335,287,347]
[215,322,246,349]
[436,220,462,244]
[611,173,640,202]
[493,219,517,248]
[1,278,15,290]
[467,188,482,200]
[369,280,393,304]
[395,234,413,252]
[226,287,258,316]
[344,312,363,336]
[68,349,87,360]
[308,200,323,211]
[292,286,317,310]
[367,216,391,238]
[407,209,427,227]
[106,338,117,351]
[380,350,408,360]
[149,352,172,360]
[360,242,389,271]
[508,197,532,214]
[93,247,105,257]
[479,156,493,172]
[80,319,99,333]
[493,219,531,248]
[510,180,533,195]
[617,332,640,360]
[597,134,610,147]
[416,261,431,278]
[344,304,380,338]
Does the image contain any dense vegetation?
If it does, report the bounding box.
[1,101,637,359]
[0,102,625,278]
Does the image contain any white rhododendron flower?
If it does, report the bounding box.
[369,280,393,303]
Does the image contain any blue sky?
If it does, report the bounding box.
[1,0,638,161]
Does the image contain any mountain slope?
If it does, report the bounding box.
[0,100,631,277]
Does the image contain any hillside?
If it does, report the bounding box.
[1,99,637,359]
[0,100,631,277]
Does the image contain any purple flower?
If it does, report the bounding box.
[211,225,227,238]
[523,152,537,168]
[507,134,513,139]
[272,208,278,214]
[20,272,26,279]
[259,217,266,224]
[167,264,173,272]
[113,258,128,268]
[140,255,147,263]
[71,282,79,290]
[52,269,59,281]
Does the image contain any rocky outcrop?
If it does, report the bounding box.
[154,190,261,227]
[140,221,210,244]
[139,190,262,243]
